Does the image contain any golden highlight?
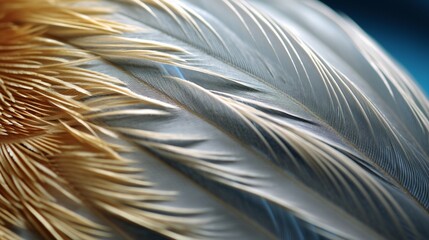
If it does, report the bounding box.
[0,1,191,239]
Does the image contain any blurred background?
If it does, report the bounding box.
[319,0,429,95]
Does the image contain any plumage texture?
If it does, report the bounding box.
[0,0,428,239]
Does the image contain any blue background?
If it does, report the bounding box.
[319,0,429,95]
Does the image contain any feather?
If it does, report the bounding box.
[0,0,428,239]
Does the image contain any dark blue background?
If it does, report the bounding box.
[319,0,429,94]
